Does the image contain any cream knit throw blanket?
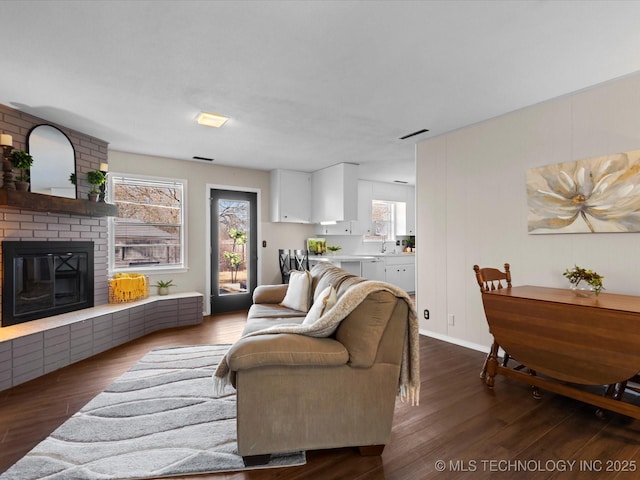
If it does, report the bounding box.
[213,280,421,406]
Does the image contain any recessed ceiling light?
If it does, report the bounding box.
[197,112,229,128]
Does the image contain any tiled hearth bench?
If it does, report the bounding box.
[0,292,204,392]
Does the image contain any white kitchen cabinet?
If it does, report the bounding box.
[371,181,406,202]
[404,185,415,235]
[315,221,355,235]
[383,255,415,293]
[270,169,312,223]
[340,261,362,276]
[356,180,373,235]
[361,258,385,281]
[311,163,358,224]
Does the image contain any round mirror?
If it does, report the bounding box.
[27,125,76,198]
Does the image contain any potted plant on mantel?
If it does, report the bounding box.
[10,150,34,191]
[86,170,105,202]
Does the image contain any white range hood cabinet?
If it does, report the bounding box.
[311,163,358,224]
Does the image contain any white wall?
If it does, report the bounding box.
[416,72,640,351]
[108,151,316,299]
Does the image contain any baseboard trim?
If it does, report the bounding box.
[419,329,490,354]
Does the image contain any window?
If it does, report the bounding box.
[109,174,186,273]
[363,199,408,242]
[365,200,398,242]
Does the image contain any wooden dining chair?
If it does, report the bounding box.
[474,263,540,398]
[474,263,512,380]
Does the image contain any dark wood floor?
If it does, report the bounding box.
[2,312,640,479]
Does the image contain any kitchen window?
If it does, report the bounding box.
[364,199,404,242]
[108,173,186,273]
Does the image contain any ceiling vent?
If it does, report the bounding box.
[400,129,429,140]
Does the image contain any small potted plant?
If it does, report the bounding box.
[86,170,105,201]
[10,150,34,191]
[563,265,604,296]
[327,245,341,255]
[153,279,175,296]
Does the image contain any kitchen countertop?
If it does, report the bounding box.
[309,253,414,262]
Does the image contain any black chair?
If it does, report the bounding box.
[278,249,309,283]
[291,249,309,271]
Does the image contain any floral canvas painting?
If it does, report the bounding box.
[527,150,640,233]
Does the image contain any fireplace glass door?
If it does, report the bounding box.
[14,252,89,317]
[2,241,94,327]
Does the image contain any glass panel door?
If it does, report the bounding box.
[210,189,257,313]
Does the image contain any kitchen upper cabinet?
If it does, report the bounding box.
[270,169,312,223]
[311,163,358,224]
[372,181,406,201]
[404,185,415,235]
[396,185,415,236]
[315,220,360,235]
[356,180,373,235]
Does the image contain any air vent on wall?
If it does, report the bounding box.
[193,156,214,162]
[400,129,429,140]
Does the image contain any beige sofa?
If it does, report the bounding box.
[225,262,414,465]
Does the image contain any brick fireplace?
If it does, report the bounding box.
[0,104,204,392]
[0,104,110,326]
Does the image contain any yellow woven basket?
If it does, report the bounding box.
[108,273,149,303]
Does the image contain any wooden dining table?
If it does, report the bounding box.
[480,285,640,419]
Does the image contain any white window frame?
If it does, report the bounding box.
[364,199,399,242]
[108,172,188,275]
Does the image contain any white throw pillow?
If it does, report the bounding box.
[280,270,312,312]
[302,284,337,326]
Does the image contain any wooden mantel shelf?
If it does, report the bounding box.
[0,188,118,217]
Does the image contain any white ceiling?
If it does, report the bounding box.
[3,1,640,186]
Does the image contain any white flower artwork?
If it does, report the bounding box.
[527,150,640,233]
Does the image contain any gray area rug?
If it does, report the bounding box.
[1,345,305,479]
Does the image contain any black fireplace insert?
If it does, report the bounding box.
[2,241,94,327]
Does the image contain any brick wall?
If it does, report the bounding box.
[0,104,110,321]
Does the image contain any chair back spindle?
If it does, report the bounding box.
[474,263,511,293]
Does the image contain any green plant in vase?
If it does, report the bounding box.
[153,279,175,295]
[563,265,604,296]
[86,170,106,201]
[10,150,34,190]
[327,245,341,255]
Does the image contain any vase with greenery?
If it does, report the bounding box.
[86,170,105,201]
[563,265,604,296]
[10,150,34,191]
[327,245,341,255]
[153,279,175,295]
